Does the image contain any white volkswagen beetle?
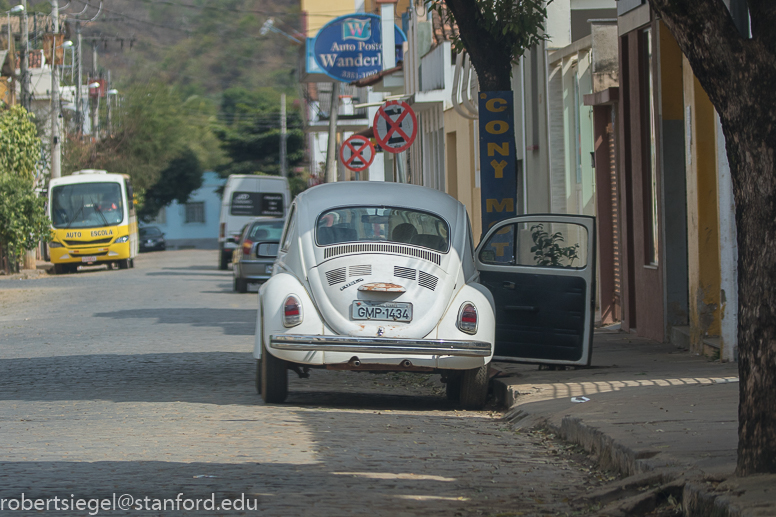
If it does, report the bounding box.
[254,182,496,407]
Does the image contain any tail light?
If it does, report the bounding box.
[242,239,254,256]
[219,222,225,240]
[283,295,303,327]
[457,303,478,334]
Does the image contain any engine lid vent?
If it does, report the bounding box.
[349,264,372,277]
[394,266,416,280]
[418,271,438,291]
[323,243,441,265]
[325,267,347,286]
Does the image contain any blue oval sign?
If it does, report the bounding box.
[313,13,407,83]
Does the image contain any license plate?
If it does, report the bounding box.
[81,256,97,262]
[351,301,412,322]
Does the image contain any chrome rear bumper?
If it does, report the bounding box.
[269,334,492,357]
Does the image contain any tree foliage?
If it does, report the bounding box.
[0,174,50,263]
[139,148,203,222]
[63,81,224,190]
[427,0,551,90]
[215,87,304,177]
[0,106,39,178]
[0,106,49,271]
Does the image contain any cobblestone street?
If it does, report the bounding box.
[0,250,610,516]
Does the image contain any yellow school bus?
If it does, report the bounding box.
[48,170,138,274]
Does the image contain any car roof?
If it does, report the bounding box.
[294,182,463,222]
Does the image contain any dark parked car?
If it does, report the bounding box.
[139,226,166,252]
[232,217,284,293]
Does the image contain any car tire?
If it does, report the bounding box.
[218,250,229,270]
[261,337,288,403]
[459,365,489,409]
[118,259,130,269]
[445,371,463,402]
[129,258,135,268]
[255,359,262,394]
[234,277,248,293]
[54,264,66,275]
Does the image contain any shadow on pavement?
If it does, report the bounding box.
[0,352,457,411]
[93,308,255,336]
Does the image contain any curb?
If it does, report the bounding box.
[495,377,741,517]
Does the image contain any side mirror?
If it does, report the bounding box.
[255,241,280,258]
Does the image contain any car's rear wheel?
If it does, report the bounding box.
[445,371,463,401]
[459,365,489,409]
[118,259,130,269]
[255,359,262,394]
[218,250,229,270]
[234,276,248,293]
[261,337,288,403]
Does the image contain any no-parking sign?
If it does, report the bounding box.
[340,135,376,172]
[373,100,417,153]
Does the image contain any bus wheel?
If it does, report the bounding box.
[118,259,130,269]
[54,264,66,275]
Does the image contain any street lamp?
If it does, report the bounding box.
[260,18,302,44]
[50,39,73,179]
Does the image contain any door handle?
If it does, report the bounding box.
[503,281,516,289]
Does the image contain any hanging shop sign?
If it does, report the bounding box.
[340,135,376,172]
[373,100,417,153]
[478,91,518,233]
[313,13,406,83]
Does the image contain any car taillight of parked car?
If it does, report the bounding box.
[283,295,302,327]
[242,239,254,256]
[457,303,478,335]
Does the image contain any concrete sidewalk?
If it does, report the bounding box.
[492,329,776,516]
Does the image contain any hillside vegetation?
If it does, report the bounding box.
[40,0,306,213]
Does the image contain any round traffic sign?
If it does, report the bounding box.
[340,135,376,172]
[373,100,417,153]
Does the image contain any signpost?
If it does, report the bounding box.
[478,91,518,233]
[373,100,417,153]
[340,135,376,172]
[313,14,406,83]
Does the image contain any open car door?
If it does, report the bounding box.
[475,215,596,366]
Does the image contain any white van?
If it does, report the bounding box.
[218,175,290,269]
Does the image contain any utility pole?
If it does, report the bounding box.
[106,69,112,137]
[50,0,61,179]
[75,20,82,134]
[280,93,287,178]
[91,42,98,137]
[324,83,340,183]
[20,0,29,110]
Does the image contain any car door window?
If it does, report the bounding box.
[480,221,588,269]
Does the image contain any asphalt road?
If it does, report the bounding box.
[0,250,610,516]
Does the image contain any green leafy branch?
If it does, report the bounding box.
[426,0,552,61]
[530,224,579,267]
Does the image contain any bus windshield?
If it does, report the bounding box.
[51,182,124,229]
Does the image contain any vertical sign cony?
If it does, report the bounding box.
[478,92,517,234]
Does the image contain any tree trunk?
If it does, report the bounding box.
[648,0,776,475]
[443,0,513,91]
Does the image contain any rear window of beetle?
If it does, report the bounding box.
[315,206,450,252]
